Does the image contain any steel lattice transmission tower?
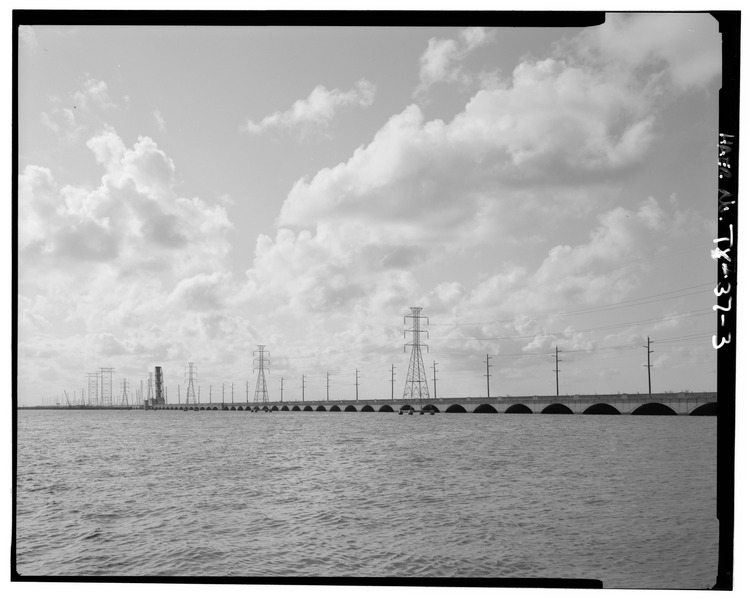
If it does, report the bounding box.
[403,307,430,404]
[185,362,197,405]
[254,345,270,403]
[87,372,99,406]
[120,379,130,406]
[99,367,114,406]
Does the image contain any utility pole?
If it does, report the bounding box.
[553,346,561,397]
[432,361,438,399]
[222,382,225,405]
[644,336,653,397]
[280,377,284,402]
[326,371,330,401]
[178,384,181,405]
[390,365,396,401]
[246,381,249,403]
[232,382,234,404]
[355,369,360,401]
[484,354,492,399]
[302,374,306,402]
[210,384,212,403]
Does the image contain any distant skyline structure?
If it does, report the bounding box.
[254,345,270,403]
[403,307,430,403]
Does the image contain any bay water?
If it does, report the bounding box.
[15,409,718,587]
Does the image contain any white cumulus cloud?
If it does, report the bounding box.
[416,26,494,94]
[244,79,376,136]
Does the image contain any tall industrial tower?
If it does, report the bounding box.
[403,307,430,403]
[254,345,270,403]
[185,362,197,404]
[154,366,165,405]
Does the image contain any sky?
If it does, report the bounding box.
[16,13,724,406]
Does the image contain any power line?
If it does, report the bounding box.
[429,282,713,327]
[272,303,712,364]
[430,309,710,343]
[652,331,715,343]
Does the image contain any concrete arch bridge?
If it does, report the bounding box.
[150,391,717,416]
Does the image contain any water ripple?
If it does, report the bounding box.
[15,410,718,587]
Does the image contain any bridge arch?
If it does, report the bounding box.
[303,405,313,411]
[271,406,279,411]
[583,403,621,415]
[378,405,394,412]
[691,402,717,416]
[632,402,676,415]
[230,406,236,411]
[281,406,289,411]
[446,404,467,413]
[541,403,573,414]
[423,404,440,413]
[344,405,357,412]
[211,406,217,411]
[329,405,341,412]
[474,404,498,413]
[292,406,301,411]
[505,403,532,414]
[200,407,207,411]
[400,405,413,412]
[315,405,327,412]
[361,405,374,412]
